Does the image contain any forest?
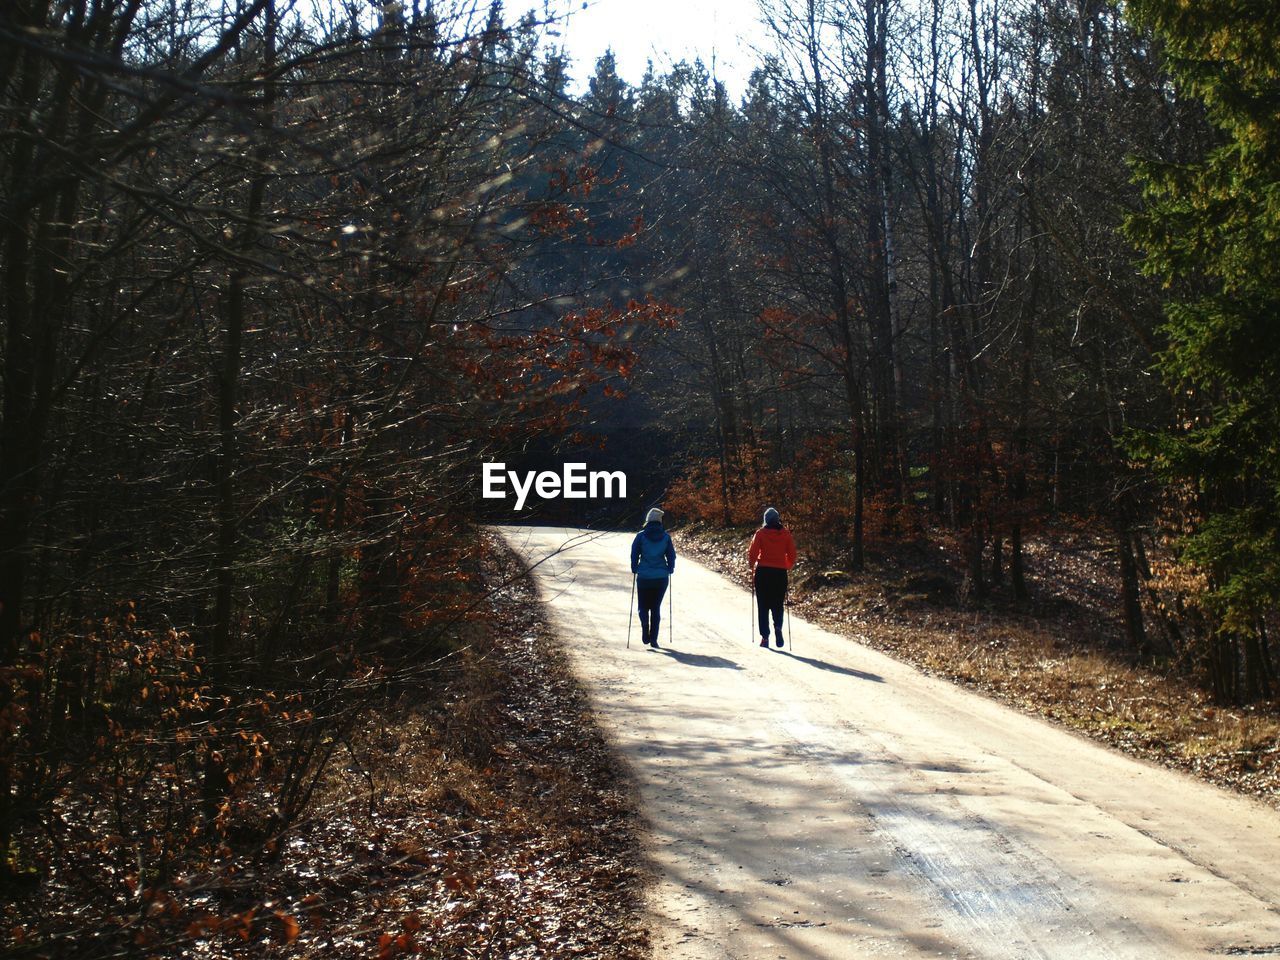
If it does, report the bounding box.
[1,0,1277,955]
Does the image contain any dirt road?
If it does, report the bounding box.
[497,526,1280,959]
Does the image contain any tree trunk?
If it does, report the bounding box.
[853,425,866,572]
[1011,522,1027,600]
[1244,629,1271,701]
[206,0,276,824]
[863,0,901,499]
[210,0,276,660]
[1115,521,1148,657]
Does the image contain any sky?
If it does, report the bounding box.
[547,0,773,100]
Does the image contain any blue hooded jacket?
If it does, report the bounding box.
[631,521,676,584]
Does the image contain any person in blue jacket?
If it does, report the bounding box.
[630,507,676,647]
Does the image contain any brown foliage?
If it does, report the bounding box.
[667,435,929,564]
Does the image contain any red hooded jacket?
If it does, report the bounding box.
[749,526,796,570]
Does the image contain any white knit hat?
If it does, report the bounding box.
[645,507,664,524]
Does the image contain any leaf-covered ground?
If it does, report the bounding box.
[17,534,651,959]
[679,526,1280,808]
[263,536,649,958]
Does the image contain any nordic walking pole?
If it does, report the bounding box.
[627,574,636,648]
[778,583,788,650]
[750,574,756,645]
[668,574,673,646]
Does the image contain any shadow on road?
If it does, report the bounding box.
[655,648,744,670]
[773,648,884,683]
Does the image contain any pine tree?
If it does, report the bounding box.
[1125,2,1280,659]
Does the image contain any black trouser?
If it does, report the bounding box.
[637,578,668,643]
[754,566,788,640]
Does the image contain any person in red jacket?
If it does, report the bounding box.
[748,506,796,647]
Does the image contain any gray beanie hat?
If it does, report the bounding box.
[763,506,781,525]
[645,507,664,524]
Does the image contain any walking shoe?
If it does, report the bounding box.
[776,636,784,647]
[760,637,769,647]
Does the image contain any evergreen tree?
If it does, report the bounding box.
[1125,2,1280,654]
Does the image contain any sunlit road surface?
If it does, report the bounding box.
[497,526,1280,959]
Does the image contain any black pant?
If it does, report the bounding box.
[637,579,668,643]
[754,566,788,640]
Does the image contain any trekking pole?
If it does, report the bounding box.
[668,574,673,646]
[750,574,755,645]
[627,574,636,649]
[787,583,793,650]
